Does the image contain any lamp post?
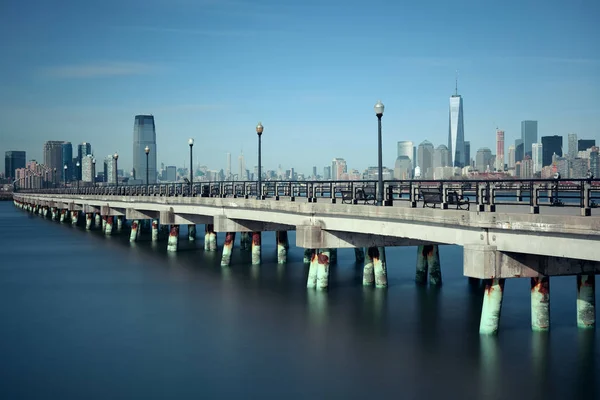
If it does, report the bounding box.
[188,138,194,193]
[113,152,119,192]
[63,164,68,188]
[374,100,385,206]
[145,145,150,192]
[92,158,96,187]
[76,161,80,192]
[256,122,263,199]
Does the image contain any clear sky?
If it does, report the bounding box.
[1,0,599,174]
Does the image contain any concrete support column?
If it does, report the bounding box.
[480,278,506,335]
[354,247,365,262]
[204,224,217,251]
[577,274,596,328]
[105,216,113,236]
[303,248,312,264]
[188,224,196,241]
[60,209,67,223]
[316,249,331,290]
[307,250,318,288]
[276,231,288,264]
[251,232,261,265]
[416,244,442,285]
[221,232,236,267]
[167,225,179,252]
[43,207,48,218]
[130,220,139,242]
[116,216,123,232]
[329,248,337,265]
[71,211,78,226]
[101,215,107,232]
[364,247,387,287]
[363,247,374,286]
[94,214,101,229]
[531,277,550,331]
[151,219,159,242]
[85,213,92,230]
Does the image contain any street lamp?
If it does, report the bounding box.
[374,100,384,206]
[145,145,150,192]
[63,164,68,188]
[256,122,263,199]
[92,158,96,187]
[113,152,119,192]
[188,138,194,193]
[76,161,80,192]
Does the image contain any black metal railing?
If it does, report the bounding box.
[14,178,600,215]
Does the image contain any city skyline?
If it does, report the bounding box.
[1,1,599,172]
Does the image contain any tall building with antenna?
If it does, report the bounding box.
[448,72,466,168]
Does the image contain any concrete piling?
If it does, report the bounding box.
[151,219,159,242]
[316,249,331,290]
[276,231,288,264]
[251,232,261,265]
[94,214,101,229]
[480,278,506,335]
[416,245,442,285]
[167,225,179,252]
[577,274,596,328]
[59,209,66,223]
[71,211,78,226]
[105,216,113,236]
[101,215,107,232]
[531,277,550,331]
[363,247,374,286]
[307,250,318,288]
[221,232,236,267]
[204,224,217,251]
[130,220,139,242]
[303,248,312,264]
[188,224,196,241]
[85,213,92,230]
[116,216,123,232]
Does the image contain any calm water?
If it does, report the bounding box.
[0,201,598,399]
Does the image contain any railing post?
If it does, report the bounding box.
[530,183,540,214]
[581,180,591,216]
[330,182,336,204]
[384,183,393,206]
[487,183,496,212]
[289,182,295,202]
[410,181,417,208]
[516,183,523,202]
[477,182,485,212]
[441,182,448,209]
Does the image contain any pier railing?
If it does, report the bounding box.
[15,178,600,215]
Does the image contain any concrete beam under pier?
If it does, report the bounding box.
[100,205,125,216]
[67,202,83,212]
[159,210,212,225]
[83,204,100,214]
[464,244,600,279]
[296,225,433,249]
[126,208,159,220]
[213,215,294,233]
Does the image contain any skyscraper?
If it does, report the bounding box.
[568,133,578,159]
[133,115,157,184]
[62,142,73,181]
[417,141,434,179]
[5,151,26,180]
[464,141,471,168]
[521,120,538,158]
[532,143,543,174]
[397,141,414,162]
[541,135,563,167]
[226,152,231,179]
[448,82,465,167]
[81,155,94,183]
[475,148,492,172]
[104,155,117,184]
[238,151,245,180]
[515,139,524,163]
[578,139,596,151]
[43,141,65,183]
[331,158,347,180]
[76,143,92,180]
[433,145,450,169]
[507,145,516,169]
[495,129,505,171]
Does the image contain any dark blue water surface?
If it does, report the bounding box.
[0,201,598,399]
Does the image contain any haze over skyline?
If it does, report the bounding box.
[1,0,599,173]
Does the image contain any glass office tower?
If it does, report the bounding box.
[133,115,157,184]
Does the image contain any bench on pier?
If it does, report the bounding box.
[419,187,470,210]
[341,187,376,205]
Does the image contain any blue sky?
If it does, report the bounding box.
[1,0,599,174]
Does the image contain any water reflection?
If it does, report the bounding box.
[531,332,550,399]
[479,336,500,398]
[576,330,597,399]
[416,285,441,352]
